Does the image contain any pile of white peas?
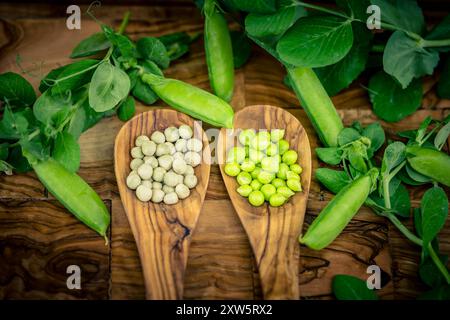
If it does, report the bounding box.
[126,125,202,204]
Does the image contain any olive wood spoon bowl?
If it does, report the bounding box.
[114,109,210,299]
[218,105,311,300]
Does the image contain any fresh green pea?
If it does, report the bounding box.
[224,162,240,176]
[277,186,295,199]
[278,139,290,155]
[257,170,275,184]
[271,129,285,142]
[251,131,271,151]
[141,73,234,128]
[203,0,234,102]
[282,150,298,165]
[239,129,256,146]
[248,148,265,163]
[261,156,280,173]
[269,193,286,207]
[260,184,276,201]
[300,169,378,250]
[227,146,246,163]
[237,184,252,197]
[290,163,302,174]
[237,171,252,185]
[250,179,262,191]
[265,143,279,156]
[286,170,300,180]
[272,178,286,188]
[251,166,262,179]
[240,159,256,172]
[277,163,289,180]
[287,179,302,192]
[248,190,265,207]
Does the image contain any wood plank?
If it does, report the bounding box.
[0,199,110,299]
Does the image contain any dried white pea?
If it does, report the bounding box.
[184,165,194,176]
[164,127,180,142]
[141,180,153,188]
[151,131,165,144]
[164,171,180,187]
[175,139,187,152]
[152,167,166,182]
[186,138,203,152]
[163,192,179,205]
[136,185,152,202]
[164,142,176,155]
[158,154,173,171]
[130,158,144,170]
[144,156,158,168]
[184,174,198,189]
[126,174,141,190]
[135,135,149,147]
[137,164,153,180]
[156,143,170,157]
[152,181,162,190]
[179,125,193,139]
[173,152,184,161]
[151,189,165,203]
[131,146,144,159]
[172,158,187,175]
[163,185,175,194]
[142,140,157,156]
[175,184,190,199]
[184,151,201,167]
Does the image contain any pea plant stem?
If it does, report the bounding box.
[428,242,450,284]
[422,38,450,48]
[103,11,131,61]
[384,212,423,246]
[9,129,40,148]
[293,1,349,19]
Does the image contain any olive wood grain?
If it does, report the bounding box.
[114,109,210,299]
[219,105,312,299]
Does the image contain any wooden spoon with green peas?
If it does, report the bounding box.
[218,105,311,300]
[114,109,211,300]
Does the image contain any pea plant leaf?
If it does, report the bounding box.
[383,31,439,89]
[434,121,450,150]
[332,275,379,300]
[437,57,450,99]
[315,168,351,194]
[336,0,370,21]
[276,15,354,68]
[0,72,36,108]
[223,0,277,14]
[381,141,406,176]
[51,59,99,96]
[419,254,449,287]
[405,163,432,184]
[230,31,252,69]
[425,14,450,52]
[132,78,159,105]
[88,62,131,112]
[66,106,86,140]
[315,147,343,165]
[52,131,80,173]
[370,0,425,34]
[362,122,385,158]
[315,23,372,96]
[368,71,422,122]
[245,6,306,39]
[338,127,361,146]
[117,96,136,122]
[33,90,73,128]
[390,184,411,217]
[0,106,30,140]
[158,32,193,61]
[136,37,170,69]
[418,284,450,300]
[421,186,448,247]
[70,32,111,59]
[7,146,31,173]
[39,65,67,93]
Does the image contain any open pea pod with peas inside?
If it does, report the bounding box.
[219,105,311,299]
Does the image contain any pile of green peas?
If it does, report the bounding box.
[224,129,303,207]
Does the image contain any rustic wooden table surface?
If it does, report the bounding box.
[0,1,449,300]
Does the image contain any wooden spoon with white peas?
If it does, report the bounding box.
[114,109,210,300]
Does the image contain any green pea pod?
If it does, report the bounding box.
[141,72,234,128]
[300,168,378,250]
[406,145,450,187]
[204,0,234,102]
[31,157,110,239]
[287,66,344,147]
